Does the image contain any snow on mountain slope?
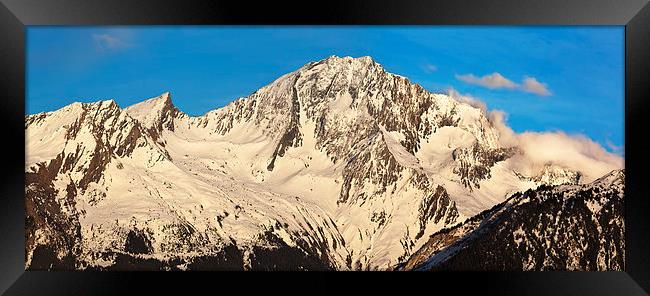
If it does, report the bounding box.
[25,56,622,270]
[26,96,347,270]
[400,169,625,271]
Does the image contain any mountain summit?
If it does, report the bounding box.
[25,56,623,270]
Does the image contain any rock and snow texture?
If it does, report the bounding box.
[25,56,623,270]
[400,169,625,271]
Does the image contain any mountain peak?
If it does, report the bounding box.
[322,55,374,61]
[149,91,173,106]
[531,164,582,185]
[124,92,177,131]
[87,99,119,109]
[320,55,375,65]
[125,92,174,112]
[100,98,118,105]
[592,169,625,187]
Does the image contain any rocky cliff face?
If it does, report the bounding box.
[24,56,622,270]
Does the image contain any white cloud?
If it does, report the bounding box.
[456,72,518,89]
[447,88,487,112]
[456,72,552,97]
[422,63,438,73]
[487,109,518,146]
[92,33,130,50]
[511,131,623,182]
[486,107,623,182]
[450,91,622,182]
[606,139,625,156]
[521,76,551,96]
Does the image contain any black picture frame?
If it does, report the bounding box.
[1,0,649,295]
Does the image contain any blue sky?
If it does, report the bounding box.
[27,26,624,153]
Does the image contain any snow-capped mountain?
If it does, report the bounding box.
[400,169,624,271]
[25,56,622,270]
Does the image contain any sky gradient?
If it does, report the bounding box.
[26,26,624,153]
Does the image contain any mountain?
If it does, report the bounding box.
[399,169,624,271]
[24,56,620,270]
